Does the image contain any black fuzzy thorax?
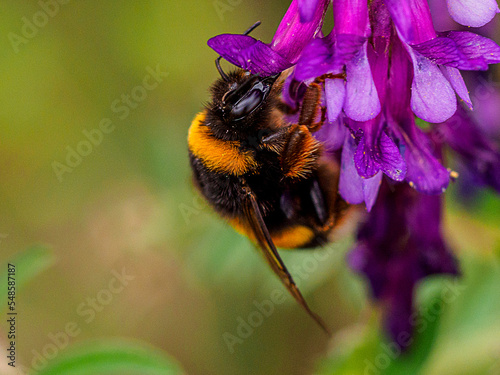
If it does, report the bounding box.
[204,70,283,142]
[190,69,341,248]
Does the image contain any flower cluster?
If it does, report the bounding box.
[208,0,500,347]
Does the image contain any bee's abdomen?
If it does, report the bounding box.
[189,153,244,217]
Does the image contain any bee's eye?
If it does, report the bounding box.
[222,74,279,121]
[230,88,265,119]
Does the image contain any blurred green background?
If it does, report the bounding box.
[0,1,499,374]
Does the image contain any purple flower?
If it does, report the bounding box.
[206,0,500,348]
[295,0,381,122]
[207,0,329,75]
[433,106,500,192]
[349,181,459,348]
[446,0,500,27]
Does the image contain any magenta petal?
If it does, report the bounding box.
[344,42,381,121]
[363,171,383,211]
[447,0,500,27]
[411,31,500,71]
[439,108,500,192]
[444,31,500,67]
[294,36,336,82]
[384,0,436,44]
[398,121,450,194]
[325,78,346,121]
[333,0,369,36]
[354,130,407,181]
[298,0,320,23]
[207,35,292,75]
[411,37,488,71]
[314,116,347,151]
[335,34,368,63]
[339,134,382,210]
[440,66,473,110]
[407,48,457,123]
[294,33,366,82]
[340,135,365,204]
[272,0,329,63]
[350,182,458,349]
[405,152,450,194]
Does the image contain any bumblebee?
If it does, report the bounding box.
[188,23,347,333]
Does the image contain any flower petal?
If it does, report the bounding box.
[349,182,458,349]
[314,116,347,151]
[325,78,346,121]
[397,119,451,194]
[384,0,436,44]
[446,0,500,27]
[298,0,320,23]
[272,0,329,63]
[294,33,366,82]
[406,48,457,123]
[294,36,336,81]
[207,35,292,75]
[440,66,473,110]
[411,31,500,71]
[344,42,381,121]
[363,171,383,211]
[411,36,488,71]
[339,134,382,210]
[354,127,407,181]
[340,135,365,204]
[333,0,369,36]
[444,31,500,67]
[436,107,500,192]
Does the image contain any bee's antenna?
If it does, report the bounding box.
[216,56,230,82]
[215,21,262,82]
[243,21,261,35]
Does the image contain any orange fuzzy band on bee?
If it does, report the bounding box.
[281,125,321,179]
[229,217,315,249]
[188,111,257,175]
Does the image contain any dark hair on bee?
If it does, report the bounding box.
[188,20,349,335]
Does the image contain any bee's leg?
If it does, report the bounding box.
[279,125,322,179]
[260,126,291,153]
[262,124,320,178]
[299,81,323,130]
[299,73,345,133]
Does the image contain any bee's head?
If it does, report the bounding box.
[206,61,280,140]
[218,67,279,122]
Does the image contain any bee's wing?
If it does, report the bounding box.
[241,185,330,335]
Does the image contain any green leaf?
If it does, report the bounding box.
[33,339,184,375]
[0,244,54,312]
